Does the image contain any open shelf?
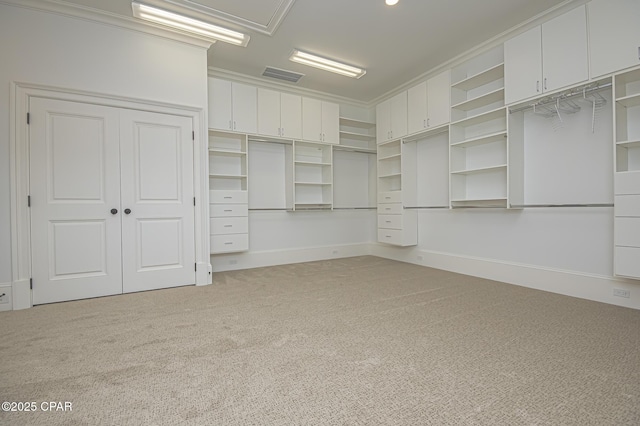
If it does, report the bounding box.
[378,153,402,161]
[451,63,505,91]
[450,131,507,148]
[450,164,507,175]
[451,88,505,112]
[450,106,506,127]
[617,94,640,108]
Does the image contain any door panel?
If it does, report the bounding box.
[30,98,122,305]
[504,26,542,105]
[119,109,195,293]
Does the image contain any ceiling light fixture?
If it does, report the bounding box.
[131,2,250,46]
[386,0,399,5]
[289,50,366,79]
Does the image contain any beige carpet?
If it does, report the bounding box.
[1,256,639,425]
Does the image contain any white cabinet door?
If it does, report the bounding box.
[589,0,640,78]
[280,93,302,139]
[208,77,233,131]
[390,91,407,139]
[376,99,391,143]
[408,81,427,135]
[30,98,123,305]
[542,5,588,93]
[321,101,340,144]
[427,70,451,128]
[231,82,257,134]
[505,26,542,105]
[302,97,322,142]
[119,109,195,293]
[257,88,281,137]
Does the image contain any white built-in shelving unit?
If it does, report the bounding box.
[293,141,333,210]
[614,66,640,279]
[208,130,249,254]
[449,45,521,208]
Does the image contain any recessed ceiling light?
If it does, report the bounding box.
[386,0,399,5]
[289,50,366,79]
[131,1,250,46]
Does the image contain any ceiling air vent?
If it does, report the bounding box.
[262,67,304,83]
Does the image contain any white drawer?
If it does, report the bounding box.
[615,195,640,217]
[615,217,640,247]
[377,203,403,215]
[210,190,248,204]
[377,229,404,245]
[614,246,640,279]
[211,233,248,254]
[210,204,248,217]
[615,172,640,195]
[378,214,403,230]
[210,217,248,235]
[378,191,402,204]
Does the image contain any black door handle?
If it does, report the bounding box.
[124,208,132,215]
[110,209,118,215]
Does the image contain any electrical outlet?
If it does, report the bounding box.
[229,260,238,265]
[613,288,631,298]
[0,292,8,305]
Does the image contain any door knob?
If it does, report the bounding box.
[110,209,118,215]
[124,208,132,214]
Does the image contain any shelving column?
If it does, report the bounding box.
[293,141,333,210]
[208,130,249,253]
[613,67,640,279]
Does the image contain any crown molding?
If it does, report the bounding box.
[208,66,370,109]
[368,0,589,106]
[0,0,213,49]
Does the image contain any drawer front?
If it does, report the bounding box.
[615,195,640,217]
[211,233,249,254]
[378,191,402,204]
[378,214,403,230]
[614,246,640,279]
[210,190,248,204]
[377,229,404,245]
[210,204,248,217]
[615,172,640,195]
[615,217,640,247]
[377,202,403,215]
[211,217,248,235]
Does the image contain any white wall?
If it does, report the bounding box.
[0,3,208,287]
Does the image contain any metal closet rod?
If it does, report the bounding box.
[509,82,612,114]
[248,138,376,155]
[510,203,613,208]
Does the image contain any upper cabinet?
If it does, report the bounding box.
[377,91,408,143]
[208,78,257,133]
[588,0,640,79]
[302,98,340,144]
[257,88,302,139]
[407,70,451,135]
[504,5,588,105]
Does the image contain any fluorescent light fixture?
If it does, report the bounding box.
[289,50,366,79]
[386,0,399,5]
[131,2,250,46]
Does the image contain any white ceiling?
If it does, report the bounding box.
[62,0,573,103]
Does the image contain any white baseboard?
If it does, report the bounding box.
[371,245,640,310]
[211,243,373,273]
[11,279,31,310]
[0,283,12,312]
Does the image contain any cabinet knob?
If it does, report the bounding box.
[110,208,118,215]
[124,208,132,215]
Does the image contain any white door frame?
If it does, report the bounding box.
[9,82,212,310]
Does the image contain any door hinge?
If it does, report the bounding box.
[192,131,195,141]
[27,112,30,125]
[30,278,33,289]
[193,197,196,206]
[195,263,197,272]
[27,195,31,207]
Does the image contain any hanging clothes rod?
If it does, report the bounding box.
[510,203,613,208]
[509,82,612,114]
[405,206,449,210]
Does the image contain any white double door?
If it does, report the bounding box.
[30,98,195,305]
